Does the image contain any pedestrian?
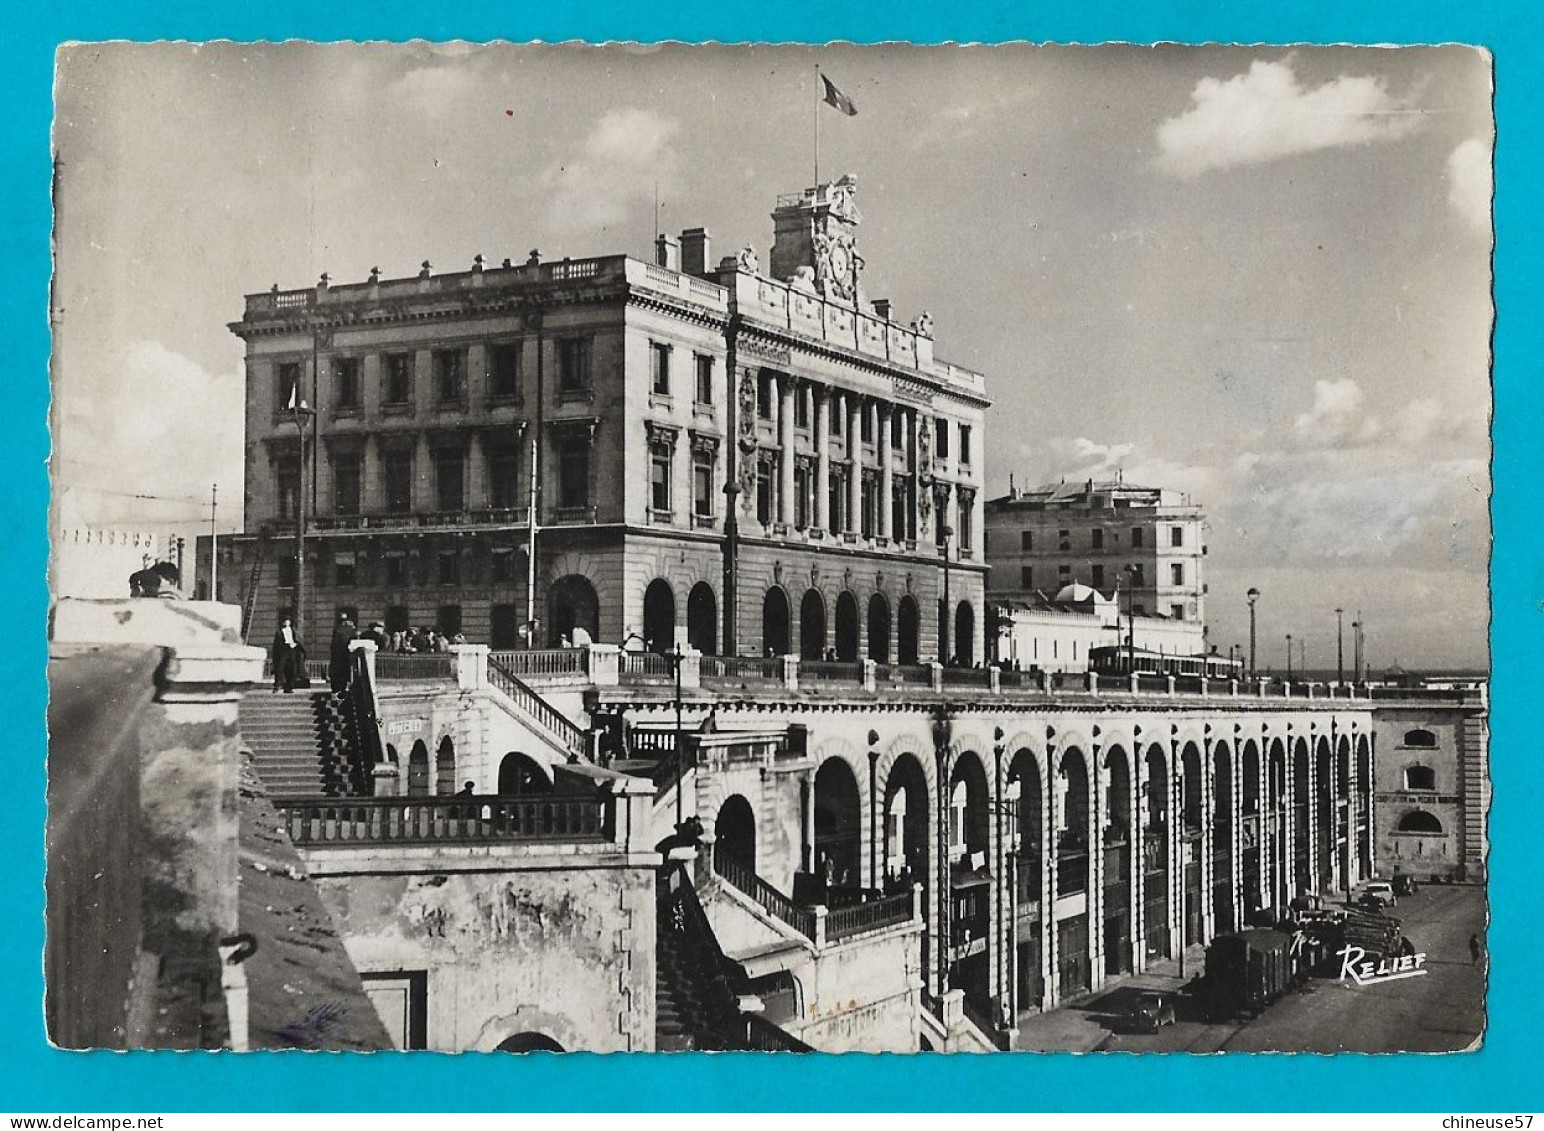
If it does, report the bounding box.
[1470,933,1482,965]
[458,780,476,798]
[271,617,301,694]
[330,611,356,694]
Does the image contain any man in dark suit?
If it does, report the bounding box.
[329,612,356,694]
[271,618,301,693]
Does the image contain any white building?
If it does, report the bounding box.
[992,583,1206,673]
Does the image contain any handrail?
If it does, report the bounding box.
[743,1012,813,1052]
[958,993,1010,1051]
[487,657,589,762]
[712,845,816,939]
[375,654,455,681]
[825,891,914,942]
[275,794,612,845]
[488,649,587,678]
[701,655,780,682]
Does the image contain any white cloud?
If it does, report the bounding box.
[387,63,484,117]
[1156,59,1423,178]
[1292,377,1383,448]
[1446,136,1493,231]
[542,108,681,235]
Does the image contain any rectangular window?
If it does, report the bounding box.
[1058,564,1072,579]
[277,555,297,588]
[558,436,590,508]
[1020,565,1034,588]
[333,551,357,588]
[276,362,301,410]
[957,495,973,550]
[1091,528,1104,550]
[756,456,774,524]
[861,474,877,538]
[489,448,521,510]
[1131,526,1144,549]
[1092,563,1105,589]
[435,449,464,512]
[935,417,950,460]
[437,551,459,586]
[831,400,844,437]
[384,451,413,514]
[650,443,672,513]
[959,424,973,466]
[1058,528,1071,552]
[860,404,874,443]
[1171,603,1185,620]
[651,342,671,396]
[491,550,517,583]
[828,467,845,534]
[794,463,811,529]
[276,462,299,521]
[434,349,465,404]
[383,354,413,405]
[333,455,361,515]
[558,338,592,393]
[384,556,406,587]
[1021,530,1034,552]
[757,372,774,420]
[333,357,360,408]
[794,385,810,429]
[1171,563,1185,586]
[693,453,714,519]
[490,343,521,399]
[694,354,714,405]
[1170,525,1184,548]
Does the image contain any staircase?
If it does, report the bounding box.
[239,690,370,796]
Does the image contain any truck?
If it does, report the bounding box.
[1202,928,1293,1019]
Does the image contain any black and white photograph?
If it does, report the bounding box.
[47,42,1491,1056]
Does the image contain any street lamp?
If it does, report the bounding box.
[1122,565,1138,677]
[1246,588,1261,679]
[287,392,317,641]
[1285,633,1293,681]
[939,518,955,666]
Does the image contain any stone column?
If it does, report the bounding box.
[909,408,924,542]
[814,386,831,533]
[1305,725,1319,895]
[1199,731,1215,944]
[1088,738,1106,993]
[778,375,795,528]
[413,431,433,512]
[1282,726,1296,903]
[847,395,862,534]
[878,402,894,541]
[1132,730,1147,975]
[363,435,385,513]
[1230,736,1245,929]
[1170,739,1183,962]
[467,430,488,510]
[1040,737,1057,1009]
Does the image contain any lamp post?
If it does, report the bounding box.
[671,642,687,828]
[288,394,316,641]
[931,709,953,996]
[1285,634,1293,681]
[1335,607,1345,686]
[940,518,954,665]
[1123,565,1137,677]
[1246,588,1260,679]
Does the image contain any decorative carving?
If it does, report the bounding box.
[645,421,679,449]
[828,175,862,225]
[813,231,861,303]
[843,567,854,592]
[773,561,784,586]
[736,245,760,274]
[905,572,914,594]
[914,310,934,338]
[790,266,817,294]
[811,564,821,589]
[876,570,885,593]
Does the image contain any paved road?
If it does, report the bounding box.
[1094,884,1487,1053]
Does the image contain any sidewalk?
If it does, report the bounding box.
[1012,944,1207,1053]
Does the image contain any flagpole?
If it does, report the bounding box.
[814,63,820,186]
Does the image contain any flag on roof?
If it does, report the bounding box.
[821,74,858,117]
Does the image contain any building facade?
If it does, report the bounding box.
[984,478,1207,629]
[992,583,1208,672]
[212,178,990,667]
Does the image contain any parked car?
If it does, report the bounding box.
[1361,881,1397,908]
[1130,991,1177,1033]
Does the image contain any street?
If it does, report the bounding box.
[1016,884,1487,1053]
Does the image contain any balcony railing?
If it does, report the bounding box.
[712,845,816,939]
[941,666,991,688]
[799,660,862,684]
[873,664,932,687]
[276,795,611,846]
[700,655,780,683]
[488,649,587,679]
[375,654,455,681]
[622,651,674,679]
[826,891,913,942]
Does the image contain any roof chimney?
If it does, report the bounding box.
[873,298,892,321]
[655,233,680,271]
[680,227,712,277]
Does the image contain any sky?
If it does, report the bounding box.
[50,43,1494,669]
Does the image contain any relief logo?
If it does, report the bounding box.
[1337,944,1429,986]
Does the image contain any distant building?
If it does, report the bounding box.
[52,526,165,599]
[992,582,1206,673]
[983,477,1206,630]
[210,178,990,664]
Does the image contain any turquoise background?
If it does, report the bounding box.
[4,0,1537,1112]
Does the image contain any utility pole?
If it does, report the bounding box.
[210,484,218,602]
[1247,588,1260,679]
[523,421,539,648]
[1286,634,1293,681]
[1335,607,1345,686]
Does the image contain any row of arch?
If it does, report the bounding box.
[378,738,554,797]
[710,724,1374,1016]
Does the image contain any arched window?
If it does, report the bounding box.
[896,595,920,665]
[1397,810,1444,834]
[497,752,551,794]
[1403,765,1436,791]
[1403,728,1437,748]
[548,575,600,647]
[407,740,430,797]
[496,1032,565,1053]
[642,579,676,652]
[435,736,457,795]
[867,593,892,663]
[800,589,826,661]
[686,582,718,655]
[762,587,791,656]
[834,591,860,661]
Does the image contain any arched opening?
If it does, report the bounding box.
[435,736,457,796]
[762,586,791,657]
[1009,750,1044,1009]
[1403,728,1437,748]
[949,752,993,1010]
[490,604,521,650]
[1055,747,1091,997]
[1103,745,1133,976]
[1268,739,1288,914]
[548,575,599,647]
[799,589,827,661]
[687,582,718,655]
[867,593,891,663]
[1143,744,1170,960]
[954,601,975,666]
[407,740,430,798]
[1211,742,1234,934]
[437,604,463,638]
[497,752,551,795]
[642,579,677,653]
[1178,742,1202,946]
[496,1032,565,1053]
[1314,738,1334,891]
[1240,741,1263,919]
[813,757,862,890]
[715,794,757,870]
[1357,738,1375,882]
[1292,739,1311,898]
[883,753,934,991]
[834,591,860,662]
[1397,810,1444,834]
[897,595,921,665]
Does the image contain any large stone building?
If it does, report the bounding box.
[984,477,1207,630]
[211,178,990,666]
